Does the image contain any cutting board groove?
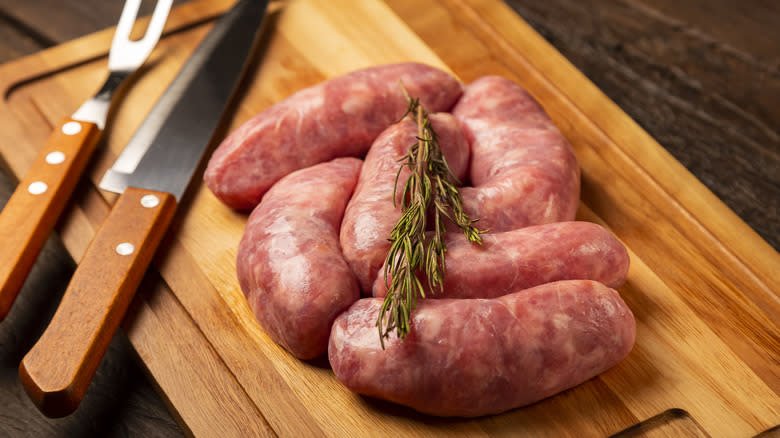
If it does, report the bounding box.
[0,0,777,436]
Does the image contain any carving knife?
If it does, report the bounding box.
[19,0,269,418]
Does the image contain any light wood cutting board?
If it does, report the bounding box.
[0,0,778,436]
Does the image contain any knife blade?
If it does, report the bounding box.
[19,0,269,418]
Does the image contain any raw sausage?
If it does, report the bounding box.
[225,69,635,416]
[205,62,464,210]
[237,158,362,359]
[340,113,470,294]
[453,76,580,231]
[373,221,630,298]
[329,280,636,417]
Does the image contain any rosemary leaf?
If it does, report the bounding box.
[376,87,486,346]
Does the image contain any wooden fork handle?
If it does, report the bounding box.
[0,117,101,320]
[19,187,177,417]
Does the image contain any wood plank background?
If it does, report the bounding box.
[0,0,777,436]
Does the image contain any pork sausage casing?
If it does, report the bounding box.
[373,221,630,298]
[329,280,636,417]
[340,113,470,293]
[237,158,362,359]
[205,63,464,210]
[453,76,580,231]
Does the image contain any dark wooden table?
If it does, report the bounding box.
[0,0,777,436]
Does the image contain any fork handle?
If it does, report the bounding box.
[0,117,100,320]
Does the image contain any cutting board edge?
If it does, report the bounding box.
[0,0,778,436]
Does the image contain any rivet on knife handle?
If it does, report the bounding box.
[19,187,176,418]
[0,118,100,321]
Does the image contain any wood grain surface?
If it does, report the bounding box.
[0,0,777,437]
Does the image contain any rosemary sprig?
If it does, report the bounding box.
[376,88,485,347]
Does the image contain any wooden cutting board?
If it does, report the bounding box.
[0,0,778,436]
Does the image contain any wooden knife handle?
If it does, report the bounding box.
[0,117,101,321]
[19,187,177,418]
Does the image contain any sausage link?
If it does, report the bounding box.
[329,280,636,417]
[237,158,362,359]
[453,76,580,231]
[373,221,630,298]
[205,63,464,210]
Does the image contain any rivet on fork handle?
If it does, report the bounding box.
[0,118,100,321]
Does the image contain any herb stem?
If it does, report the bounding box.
[376,89,485,347]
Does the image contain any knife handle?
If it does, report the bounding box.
[0,118,101,321]
[19,187,176,417]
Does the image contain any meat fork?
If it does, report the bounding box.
[0,0,173,320]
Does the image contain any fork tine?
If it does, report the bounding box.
[108,0,173,72]
[141,0,174,47]
[74,0,172,126]
[110,0,141,48]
